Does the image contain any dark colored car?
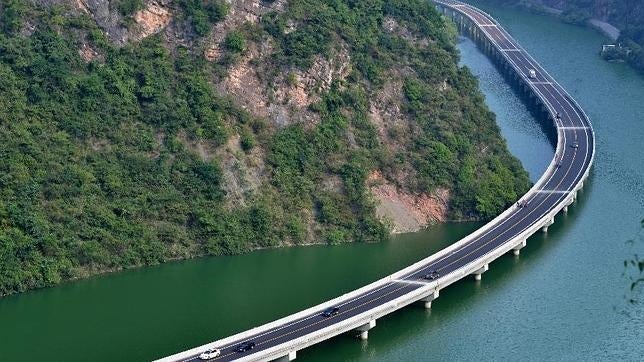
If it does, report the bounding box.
[235,341,256,353]
[571,142,579,149]
[423,270,440,280]
[321,306,340,317]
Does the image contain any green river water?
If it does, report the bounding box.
[1,1,643,361]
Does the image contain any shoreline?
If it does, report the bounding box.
[513,2,620,41]
[1,216,484,298]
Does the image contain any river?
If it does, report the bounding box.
[1,1,643,361]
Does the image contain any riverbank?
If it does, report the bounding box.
[535,5,620,41]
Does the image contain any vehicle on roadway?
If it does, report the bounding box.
[199,348,221,360]
[235,341,256,353]
[571,142,579,149]
[423,270,440,280]
[528,69,537,79]
[321,306,340,317]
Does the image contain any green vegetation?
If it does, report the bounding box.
[400,70,527,219]
[116,0,145,17]
[0,5,240,295]
[0,0,27,34]
[615,33,644,75]
[176,0,230,36]
[0,0,530,296]
[224,31,246,53]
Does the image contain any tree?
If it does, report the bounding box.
[225,31,246,53]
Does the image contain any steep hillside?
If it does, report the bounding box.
[0,0,530,296]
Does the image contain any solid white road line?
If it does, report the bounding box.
[393,279,432,286]
[535,190,572,194]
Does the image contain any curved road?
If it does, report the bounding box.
[158,1,594,361]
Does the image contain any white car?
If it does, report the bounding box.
[528,69,537,79]
[199,348,221,360]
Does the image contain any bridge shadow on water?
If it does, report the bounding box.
[298,175,593,361]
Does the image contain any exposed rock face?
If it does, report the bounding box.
[368,73,413,155]
[216,135,266,209]
[215,40,277,123]
[132,1,172,40]
[79,42,101,62]
[174,131,265,208]
[267,44,352,126]
[216,39,352,128]
[62,0,174,44]
[204,0,287,61]
[382,16,430,47]
[368,171,449,234]
[75,0,128,43]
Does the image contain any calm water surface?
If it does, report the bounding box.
[1,1,643,361]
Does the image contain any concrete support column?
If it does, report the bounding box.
[472,264,489,281]
[542,217,555,233]
[563,197,575,213]
[420,289,440,309]
[355,320,376,340]
[512,239,527,256]
[573,191,578,202]
[274,351,297,362]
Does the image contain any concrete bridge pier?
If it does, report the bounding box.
[355,320,376,340]
[563,198,574,213]
[472,264,489,281]
[542,217,555,233]
[512,239,527,256]
[273,351,297,362]
[420,289,440,309]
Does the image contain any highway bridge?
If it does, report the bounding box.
[157,1,594,361]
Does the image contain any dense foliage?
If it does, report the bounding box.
[0,0,530,296]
